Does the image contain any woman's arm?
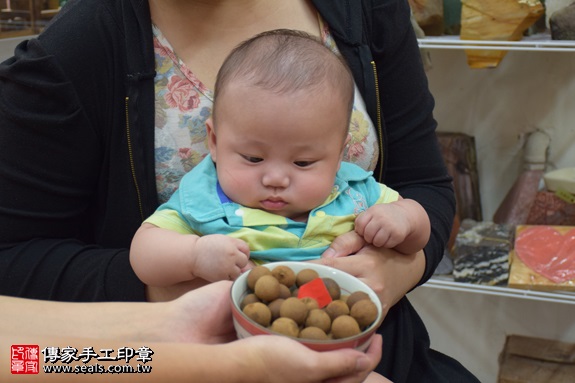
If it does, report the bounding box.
[0,281,385,383]
[0,281,236,343]
[1,335,385,383]
[0,0,150,302]
[0,241,145,301]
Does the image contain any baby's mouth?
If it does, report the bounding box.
[260,198,287,211]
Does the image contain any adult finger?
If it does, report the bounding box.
[322,231,366,258]
[315,349,374,382]
[323,335,384,383]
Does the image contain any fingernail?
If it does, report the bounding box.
[323,248,336,258]
[355,355,369,371]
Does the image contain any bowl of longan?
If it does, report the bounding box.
[230,261,383,352]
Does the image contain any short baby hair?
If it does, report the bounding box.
[213,29,354,136]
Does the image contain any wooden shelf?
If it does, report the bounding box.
[417,33,575,52]
[423,275,575,305]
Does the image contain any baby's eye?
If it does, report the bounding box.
[294,161,314,167]
[242,155,263,163]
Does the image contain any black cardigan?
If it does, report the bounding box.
[0,0,453,303]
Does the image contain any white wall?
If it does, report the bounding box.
[411,48,575,383]
[427,48,575,220]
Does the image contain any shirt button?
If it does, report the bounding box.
[235,209,244,216]
[315,211,326,217]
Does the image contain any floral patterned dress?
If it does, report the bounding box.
[152,18,378,204]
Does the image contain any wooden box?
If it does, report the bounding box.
[498,335,575,383]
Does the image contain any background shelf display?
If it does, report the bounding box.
[417,33,575,307]
[424,275,575,305]
[408,10,575,378]
[417,34,575,52]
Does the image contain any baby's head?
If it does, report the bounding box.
[207,29,354,221]
[212,29,354,132]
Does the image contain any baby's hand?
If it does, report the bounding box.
[192,235,250,282]
[354,204,411,248]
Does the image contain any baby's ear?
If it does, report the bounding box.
[206,118,217,161]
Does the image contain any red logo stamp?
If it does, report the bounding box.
[11,345,40,374]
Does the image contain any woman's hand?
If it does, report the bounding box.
[0,283,387,383]
[225,333,385,383]
[152,281,389,383]
[147,280,237,343]
[318,231,425,316]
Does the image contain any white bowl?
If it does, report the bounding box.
[230,261,383,352]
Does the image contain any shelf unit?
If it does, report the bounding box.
[417,33,575,52]
[417,33,575,307]
[424,275,575,305]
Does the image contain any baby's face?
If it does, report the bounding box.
[208,84,349,221]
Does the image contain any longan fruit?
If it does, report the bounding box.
[242,302,272,327]
[299,326,328,340]
[322,278,341,300]
[272,265,296,288]
[346,291,370,310]
[300,296,319,311]
[305,308,331,334]
[270,317,299,338]
[240,293,260,309]
[247,266,272,290]
[279,297,308,326]
[350,299,378,329]
[278,284,292,299]
[254,275,281,302]
[331,315,361,339]
[267,298,285,321]
[325,299,349,321]
[296,268,319,287]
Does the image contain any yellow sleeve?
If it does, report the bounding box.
[374,184,400,205]
[144,209,196,235]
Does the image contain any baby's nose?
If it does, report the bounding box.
[262,170,289,189]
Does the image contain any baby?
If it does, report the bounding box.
[130,29,430,287]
